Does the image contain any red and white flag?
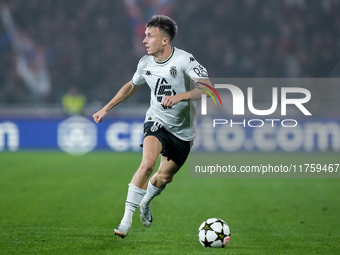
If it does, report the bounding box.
[0,3,51,98]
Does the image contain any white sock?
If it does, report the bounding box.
[121,183,146,224]
[140,180,165,208]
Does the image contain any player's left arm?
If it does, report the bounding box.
[161,79,212,108]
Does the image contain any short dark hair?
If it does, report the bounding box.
[146,15,178,42]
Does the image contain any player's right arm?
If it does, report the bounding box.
[93,80,140,123]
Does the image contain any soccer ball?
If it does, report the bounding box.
[198,218,230,248]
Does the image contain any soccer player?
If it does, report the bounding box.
[93,15,212,238]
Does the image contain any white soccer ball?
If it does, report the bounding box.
[198,218,230,248]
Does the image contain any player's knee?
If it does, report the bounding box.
[139,158,156,175]
[157,173,173,185]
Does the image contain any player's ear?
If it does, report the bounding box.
[162,36,170,46]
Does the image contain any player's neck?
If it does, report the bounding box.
[154,46,173,62]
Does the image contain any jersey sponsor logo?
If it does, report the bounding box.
[170,66,177,78]
[155,78,177,102]
[193,65,208,77]
[145,70,152,76]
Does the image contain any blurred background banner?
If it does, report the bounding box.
[0,116,144,155]
[0,116,338,154]
[0,0,339,154]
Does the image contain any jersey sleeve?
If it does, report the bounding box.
[132,58,146,86]
[185,54,209,83]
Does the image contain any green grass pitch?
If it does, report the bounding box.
[0,152,339,254]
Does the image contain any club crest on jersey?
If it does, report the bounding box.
[170,66,177,78]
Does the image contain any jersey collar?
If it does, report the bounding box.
[154,47,175,64]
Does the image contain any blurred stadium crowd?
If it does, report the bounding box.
[0,0,339,108]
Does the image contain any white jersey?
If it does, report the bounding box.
[132,47,209,141]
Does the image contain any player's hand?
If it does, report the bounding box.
[93,109,107,123]
[162,95,181,109]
